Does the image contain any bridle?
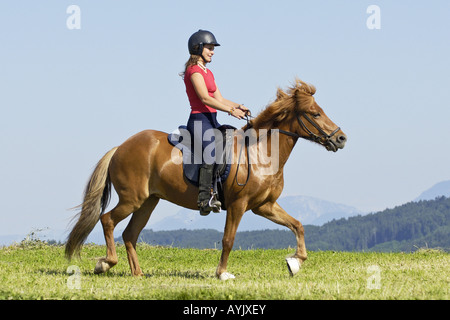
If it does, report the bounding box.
[235,112,340,187]
[278,112,341,147]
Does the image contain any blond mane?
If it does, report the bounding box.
[247,79,316,130]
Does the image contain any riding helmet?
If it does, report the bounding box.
[188,30,220,55]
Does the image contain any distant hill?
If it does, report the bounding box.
[305,196,450,252]
[150,195,363,231]
[0,195,362,246]
[414,180,450,201]
[125,196,450,252]
[278,195,363,226]
[3,182,449,248]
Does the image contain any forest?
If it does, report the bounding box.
[120,196,450,252]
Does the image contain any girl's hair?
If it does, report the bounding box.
[179,45,202,78]
[179,55,201,78]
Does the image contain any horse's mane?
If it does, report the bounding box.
[245,79,316,130]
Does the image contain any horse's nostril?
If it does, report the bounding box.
[338,135,347,142]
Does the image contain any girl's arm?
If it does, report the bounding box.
[213,86,250,115]
[190,73,247,119]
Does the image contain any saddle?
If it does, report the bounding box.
[167,125,236,209]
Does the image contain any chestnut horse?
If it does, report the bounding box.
[65,79,346,280]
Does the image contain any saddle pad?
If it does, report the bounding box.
[167,125,235,187]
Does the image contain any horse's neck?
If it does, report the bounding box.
[271,129,297,169]
[247,127,297,172]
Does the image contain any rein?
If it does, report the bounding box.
[233,114,252,186]
[233,113,340,187]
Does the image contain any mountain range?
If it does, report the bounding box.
[150,195,363,232]
[144,180,450,232]
[414,180,450,201]
[1,180,449,246]
[133,196,450,252]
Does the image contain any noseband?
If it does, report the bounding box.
[278,112,341,146]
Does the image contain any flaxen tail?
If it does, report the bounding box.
[65,147,118,260]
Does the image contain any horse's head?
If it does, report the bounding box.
[247,79,347,152]
[287,80,347,152]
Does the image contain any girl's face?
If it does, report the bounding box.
[202,44,215,63]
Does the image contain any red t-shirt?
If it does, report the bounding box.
[184,65,217,114]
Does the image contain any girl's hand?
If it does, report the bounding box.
[229,107,246,119]
[237,105,251,116]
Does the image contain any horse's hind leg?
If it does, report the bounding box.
[122,196,159,276]
[94,201,137,274]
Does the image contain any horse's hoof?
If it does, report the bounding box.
[94,259,110,274]
[218,272,235,281]
[286,257,300,276]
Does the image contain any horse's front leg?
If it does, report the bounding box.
[216,202,245,280]
[252,201,307,275]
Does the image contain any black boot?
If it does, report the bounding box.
[198,164,222,216]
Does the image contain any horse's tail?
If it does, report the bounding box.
[65,147,118,260]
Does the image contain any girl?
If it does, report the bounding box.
[182,30,249,215]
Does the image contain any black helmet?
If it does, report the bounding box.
[188,30,220,55]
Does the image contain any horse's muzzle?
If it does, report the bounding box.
[326,133,347,152]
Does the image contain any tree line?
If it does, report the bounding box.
[118,196,450,252]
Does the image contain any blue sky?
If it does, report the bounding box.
[1,1,449,238]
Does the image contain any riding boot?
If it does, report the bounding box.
[198,163,222,216]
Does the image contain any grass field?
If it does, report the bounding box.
[0,242,448,300]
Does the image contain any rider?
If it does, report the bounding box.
[182,29,249,215]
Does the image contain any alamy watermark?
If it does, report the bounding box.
[366,265,382,290]
[67,265,81,289]
[66,5,81,30]
[65,5,380,31]
[366,5,381,30]
[169,124,280,176]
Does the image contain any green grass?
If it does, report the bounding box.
[0,242,448,300]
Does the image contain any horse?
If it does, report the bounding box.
[65,79,347,280]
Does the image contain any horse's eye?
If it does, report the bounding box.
[313,113,321,119]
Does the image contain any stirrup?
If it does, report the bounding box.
[209,193,222,213]
[198,195,221,216]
